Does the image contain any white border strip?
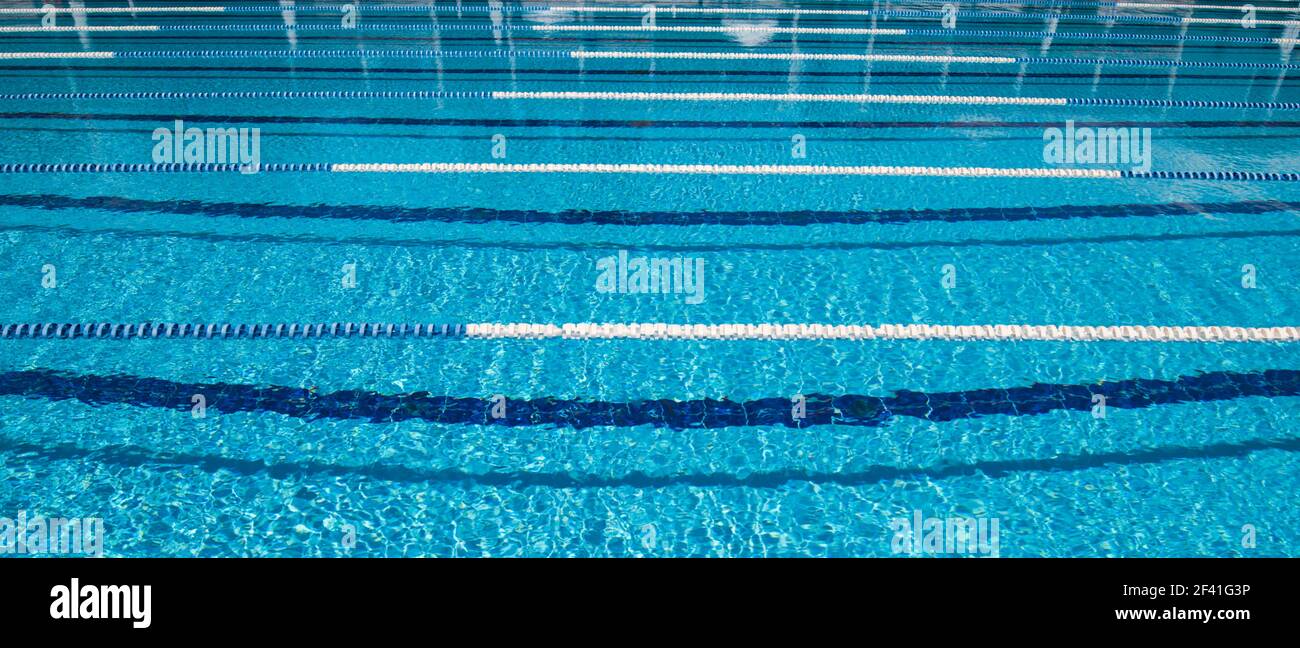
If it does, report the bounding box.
[329,163,1121,178]
[465,323,1300,342]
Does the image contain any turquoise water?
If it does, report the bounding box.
[1,0,1299,557]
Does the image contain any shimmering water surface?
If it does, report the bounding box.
[1,0,1299,557]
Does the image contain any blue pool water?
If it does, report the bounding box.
[1,0,1299,557]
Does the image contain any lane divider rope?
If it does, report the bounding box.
[1,89,1296,110]
[0,26,162,32]
[540,4,1299,23]
[5,23,1294,47]
[0,6,225,12]
[4,23,1298,46]
[0,163,1297,181]
[7,49,1299,70]
[1004,0,1300,10]
[1010,1,1300,11]
[327,163,1124,177]
[723,0,1300,10]
[2,322,1295,343]
[490,91,1297,109]
[570,50,1300,69]
[0,51,115,59]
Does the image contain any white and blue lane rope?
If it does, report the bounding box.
[5,49,1300,71]
[569,50,1300,69]
[5,23,1300,47]
[0,5,225,12]
[0,163,1294,182]
[1,321,1296,343]
[3,89,1297,110]
[993,1,1300,11]
[0,25,163,32]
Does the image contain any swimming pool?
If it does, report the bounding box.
[0,0,1297,557]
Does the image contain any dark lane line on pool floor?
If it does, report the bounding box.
[1,427,1297,490]
[2,193,1296,227]
[0,368,1296,431]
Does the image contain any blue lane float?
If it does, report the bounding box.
[5,193,1295,227]
[0,322,469,339]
